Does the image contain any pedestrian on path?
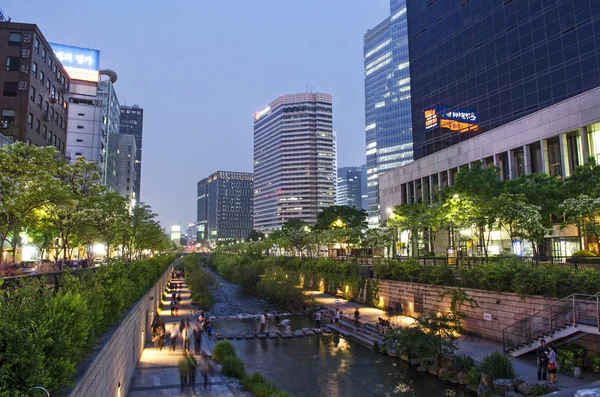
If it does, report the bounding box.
[193,320,202,354]
[354,308,360,326]
[182,324,190,351]
[537,339,549,381]
[170,325,180,352]
[199,352,213,391]
[548,344,557,383]
[175,301,180,316]
[187,351,198,393]
[315,310,322,330]
[334,308,340,325]
[178,351,190,394]
[157,320,165,351]
[170,300,175,316]
[259,310,268,334]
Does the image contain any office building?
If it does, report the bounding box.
[406,0,600,159]
[336,166,363,210]
[97,75,120,191]
[197,171,253,242]
[115,133,136,202]
[253,93,335,231]
[119,105,143,201]
[170,225,181,246]
[0,23,71,151]
[361,164,368,210]
[185,223,197,246]
[364,0,413,227]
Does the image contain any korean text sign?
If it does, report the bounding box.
[49,43,100,83]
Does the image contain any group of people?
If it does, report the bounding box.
[537,339,558,383]
[178,350,214,394]
[377,318,392,336]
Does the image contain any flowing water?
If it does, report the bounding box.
[207,269,468,397]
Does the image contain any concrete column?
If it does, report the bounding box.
[523,144,531,175]
[413,180,418,203]
[580,126,590,164]
[559,133,570,178]
[438,172,443,190]
[428,174,434,204]
[541,139,550,175]
[507,149,514,180]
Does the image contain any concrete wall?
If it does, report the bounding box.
[60,263,172,397]
[376,279,557,342]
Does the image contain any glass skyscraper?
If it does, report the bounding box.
[336,166,364,209]
[119,105,143,202]
[364,0,413,227]
[407,0,600,159]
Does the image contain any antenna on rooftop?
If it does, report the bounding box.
[0,9,11,22]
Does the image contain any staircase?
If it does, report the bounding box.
[503,293,600,357]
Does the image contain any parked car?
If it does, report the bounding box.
[20,260,41,275]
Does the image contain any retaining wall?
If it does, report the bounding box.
[59,262,173,397]
[376,279,557,342]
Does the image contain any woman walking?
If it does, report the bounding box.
[548,344,557,383]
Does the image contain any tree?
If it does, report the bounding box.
[282,218,309,232]
[560,194,600,250]
[247,229,265,242]
[392,203,434,257]
[313,205,367,231]
[495,193,546,252]
[564,158,600,198]
[94,192,130,259]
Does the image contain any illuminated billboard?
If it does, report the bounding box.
[50,43,100,83]
[424,106,478,133]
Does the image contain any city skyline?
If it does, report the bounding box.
[6,1,389,229]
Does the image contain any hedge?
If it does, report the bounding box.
[0,255,176,395]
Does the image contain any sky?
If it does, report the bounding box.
[8,0,390,229]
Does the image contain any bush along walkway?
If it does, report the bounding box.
[128,275,249,397]
[310,291,600,396]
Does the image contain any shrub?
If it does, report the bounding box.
[572,250,597,257]
[454,354,475,372]
[467,366,482,387]
[480,352,515,380]
[213,341,236,363]
[529,384,549,396]
[242,373,295,397]
[221,355,246,379]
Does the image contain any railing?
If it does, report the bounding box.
[502,293,600,353]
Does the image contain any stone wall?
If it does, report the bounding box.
[59,263,173,397]
[376,279,557,342]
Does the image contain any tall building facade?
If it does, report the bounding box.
[197,171,253,242]
[336,166,363,209]
[253,93,335,231]
[119,105,143,201]
[364,0,413,227]
[0,23,71,152]
[406,0,600,159]
[115,133,136,201]
[97,75,120,191]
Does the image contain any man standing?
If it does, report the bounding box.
[259,310,268,334]
[334,308,341,325]
[315,310,322,330]
[194,320,202,354]
[537,339,549,381]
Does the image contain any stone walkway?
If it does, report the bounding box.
[128,277,248,397]
[309,291,600,390]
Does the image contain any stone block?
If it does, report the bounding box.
[513,378,531,395]
[492,378,516,395]
[477,384,490,397]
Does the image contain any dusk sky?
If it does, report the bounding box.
[8,0,389,230]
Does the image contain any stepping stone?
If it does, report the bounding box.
[268,332,279,339]
[293,330,305,337]
[226,334,234,340]
[280,331,293,339]
[215,333,225,340]
[302,328,315,336]
[244,333,254,340]
[256,333,267,339]
[235,335,244,340]
[322,327,333,335]
[312,328,322,334]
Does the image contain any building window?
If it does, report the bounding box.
[30,87,35,102]
[44,102,49,115]
[48,131,53,144]
[1,109,16,123]
[46,79,50,93]
[77,125,84,129]
[34,38,39,54]
[52,64,57,75]
[27,113,33,128]
[5,56,19,71]
[548,138,562,178]
[35,119,40,134]
[39,70,44,85]
[27,138,31,145]
[8,33,22,46]
[76,139,83,142]
[41,47,46,62]
[51,86,55,98]
[3,82,17,97]
[37,94,42,108]
[42,126,47,139]
[75,152,82,156]
[47,57,52,69]
[32,62,37,77]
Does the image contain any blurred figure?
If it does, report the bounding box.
[178,351,190,394]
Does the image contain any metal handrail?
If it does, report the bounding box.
[503,292,600,353]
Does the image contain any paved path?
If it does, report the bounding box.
[309,290,600,389]
[128,277,248,397]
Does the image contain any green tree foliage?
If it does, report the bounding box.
[182,254,215,309]
[313,205,367,230]
[247,229,266,242]
[560,194,600,247]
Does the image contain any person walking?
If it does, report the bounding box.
[334,308,341,325]
[315,310,322,330]
[178,351,190,394]
[170,325,180,352]
[193,320,202,354]
[274,312,281,328]
[187,351,198,393]
[537,339,549,381]
[199,352,213,391]
[157,320,165,351]
[548,344,557,383]
[182,324,190,351]
[259,310,268,334]
[354,308,360,326]
[170,300,175,316]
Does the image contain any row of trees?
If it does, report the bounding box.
[226,159,600,258]
[0,142,174,263]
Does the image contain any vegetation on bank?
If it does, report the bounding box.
[0,255,176,396]
[182,255,215,309]
[214,341,294,397]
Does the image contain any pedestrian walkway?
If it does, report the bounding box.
[128,276,247,397]
[308,290,600,390]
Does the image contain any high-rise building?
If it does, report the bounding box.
[336,166,363,210]
[97,75,120,191]
[119,105,143,201]
[361,164,368,211]
[253,93,336,231]
[364,0,413,227]
[406,0,600,160]
[197,171,253,242]
[0,23,71,152]
[115,133,136,202]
